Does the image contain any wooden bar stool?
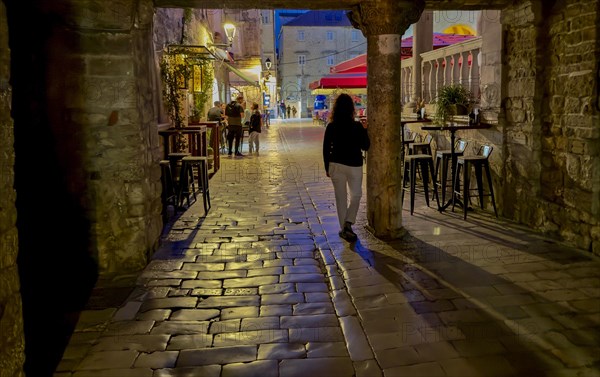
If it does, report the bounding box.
[434,138,468,205]
[402,154,440,215]
[159,160,178,222]
[179,156,211,214]
[452,144,498,219]
[167,152,191,191]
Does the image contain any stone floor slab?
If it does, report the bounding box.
[59,121,600,377]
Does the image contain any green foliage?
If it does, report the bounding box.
[433,84,472,125]
[160,53,189,128]
[191,59,214,120]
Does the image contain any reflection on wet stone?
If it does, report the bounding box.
[60,122,600,376]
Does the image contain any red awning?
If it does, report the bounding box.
[330,55,367,74]
[309,72,367,90]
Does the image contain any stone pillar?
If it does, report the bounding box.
[348,0,424,239]
[501,2,544,222]
[0,3,26,376]
[479,10,502,112]
[411,10,433,106]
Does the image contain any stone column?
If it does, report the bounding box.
[479,10,502,112]
[411,10,433,106]
[0,3,25,376]
[348,0,424,239]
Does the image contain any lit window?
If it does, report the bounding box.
[298,55,306,65]
[326,31,334,41]
[327,56,335,65]
[297,30,305,41]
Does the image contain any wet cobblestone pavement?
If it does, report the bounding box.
[57,120,600,376]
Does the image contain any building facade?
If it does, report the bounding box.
[260,10,277,115]
[278,10,367,118]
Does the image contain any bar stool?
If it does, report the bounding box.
[179,155,211,214]
[402,154,440,215]
[409,134,433,155]
[159,160,178,222]
[403,130,420,156]
[434,138,468,205]
[453,144,498,220]
[167,151,191,182]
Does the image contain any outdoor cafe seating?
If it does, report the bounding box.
[453,144,498,220]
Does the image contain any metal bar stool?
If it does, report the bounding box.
[452,144,498,219]
[402,154,440,215]
[408,134,433,155]
[434,138,468,205]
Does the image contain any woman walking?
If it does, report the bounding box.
[323,94,370,241]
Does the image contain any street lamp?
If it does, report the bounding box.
[210,23,236,52]
[223,23,236,47]
[263,58,272,81]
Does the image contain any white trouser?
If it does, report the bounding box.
[329,162,363,229]
[248,131,260,153]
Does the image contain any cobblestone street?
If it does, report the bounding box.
[56,119,600,377]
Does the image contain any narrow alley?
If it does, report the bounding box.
[56,120,600,377]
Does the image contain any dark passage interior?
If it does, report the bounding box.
[6,4,99,375]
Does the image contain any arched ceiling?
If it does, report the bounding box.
[153,0,513,10]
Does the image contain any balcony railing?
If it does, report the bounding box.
[401,36,483,105]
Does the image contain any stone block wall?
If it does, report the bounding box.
[50,0,163,272]
[0,3,25,376]
[501,1,544,224]
[503,0,600,253]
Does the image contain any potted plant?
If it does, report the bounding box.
[433,84,472,125]
[160,53,189,151]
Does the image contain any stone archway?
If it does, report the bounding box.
[1,0,598,375]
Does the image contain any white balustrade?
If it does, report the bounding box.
[400,36,482,105]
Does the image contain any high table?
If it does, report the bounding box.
[158,127,206,160]
[421,122,493,212]
[189,121,220,174]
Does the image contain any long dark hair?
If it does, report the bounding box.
[329,93,355,124]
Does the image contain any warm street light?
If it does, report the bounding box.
[223,23,236,47]
[263,57,272,81]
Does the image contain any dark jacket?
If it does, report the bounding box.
[249,110,262,133]
[323,120,370,173]
[226,101,244,126]
[207,106,222,121]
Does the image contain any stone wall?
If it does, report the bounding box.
[54,0,163,272]
[0,3,25,377]
[502,0,600,253]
